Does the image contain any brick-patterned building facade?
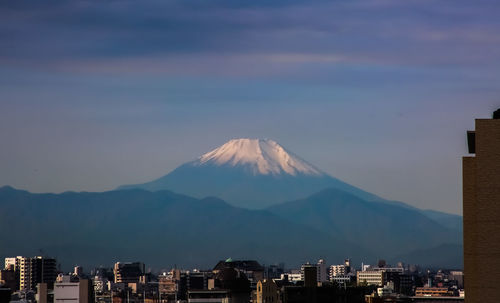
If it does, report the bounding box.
[463,109,500,302]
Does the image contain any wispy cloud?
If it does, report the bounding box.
[2,0,500,76]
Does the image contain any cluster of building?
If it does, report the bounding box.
[0,256,465,303]
[0,256,90,303]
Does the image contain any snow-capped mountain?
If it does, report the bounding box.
[119,138,381,208]
[197,138,323,176]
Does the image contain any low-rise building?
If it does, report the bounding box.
[113,262,145,284]
[256,279,279,303]
[331,274,354,287]
[213,259,264,289]
[54,275,93,303]
[280,272,302,283]
[415,287,452,297]
[188,289,230,303]
[357,271,384,287]
[0,268,16,291]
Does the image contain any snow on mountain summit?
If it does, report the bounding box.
[197,138,323,176]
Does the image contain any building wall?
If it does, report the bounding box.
[330,265,346,278]
[415,287,450,297]
[54,278,90,303]
[36,283,48,303]
[316,260,328,283]
[357,271,384,287]
[113,262,144,284]
[0,269,16,291]
[54,281,80,302]
[256,280,279,303]
[18,257,30,290]
[302,266,317,288]
[463,118,500,303]
[4,258,16,270]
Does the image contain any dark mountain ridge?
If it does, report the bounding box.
[0,185,462,270]
[0,186,364,270]
[267,188,462,257]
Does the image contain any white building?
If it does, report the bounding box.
[317,259,328,283]
[330,258,352,281]
[377,282,394,297]
[361,264,371,272]
[280,273,302,283]
[331,274,354,287]
[54,275,91,303]
[330,265,347,278]
[4,258,17,270]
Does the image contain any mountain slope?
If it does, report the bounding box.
[419,209,463,231]
[392,244,463,269]
[119,138,382,208]
[0,186,364,270]
[267,188,462,259]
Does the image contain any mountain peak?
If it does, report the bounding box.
[197,138,323,176]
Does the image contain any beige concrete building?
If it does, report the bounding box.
[256,279,279,303]
[357,271,384,287]
[463,109,500,303]
[4,258,16,270]
[18,256,31,290]
[415,287,452,297]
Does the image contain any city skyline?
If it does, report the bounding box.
[2,255,464,302]
[3,0,500,215]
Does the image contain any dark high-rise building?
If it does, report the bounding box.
[32,257,57,289]
[213,259,264,288]
[463,109,500,303]
[113,262,145,284]
[0,268,16,292]
[17,256,57,291]
[301,264,317,288]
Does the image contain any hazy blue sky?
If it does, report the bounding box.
[2,0,500,214]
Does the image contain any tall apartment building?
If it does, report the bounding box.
[463,109,500,303]
[316,259,328,283]
[300,260,328,285]
[20,256,57,291]
[330,259,351,280]
[18,257,30,290]
[300,264,317,288]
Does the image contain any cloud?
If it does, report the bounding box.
[1,0,500,76]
